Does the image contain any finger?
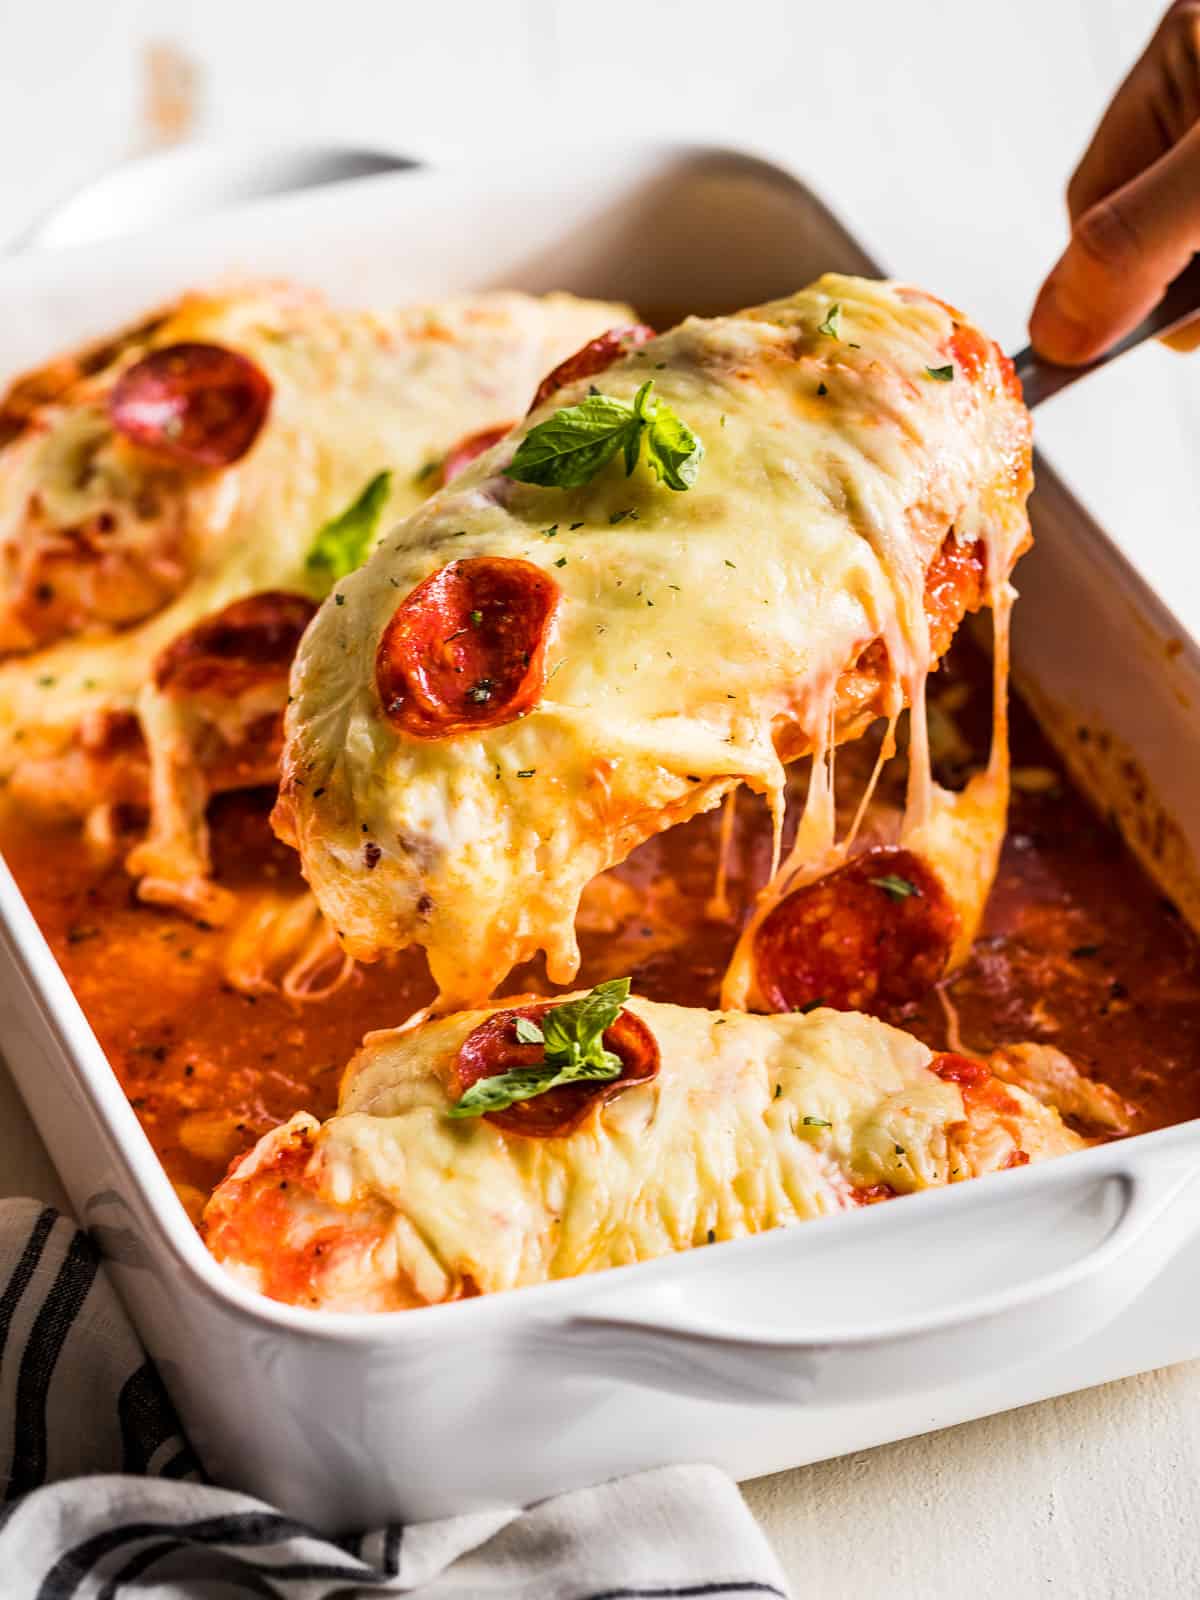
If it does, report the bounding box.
[1161,2,1200,137]
[1066,2,1200,219]
[1065,11,1181,221]
[1029,118,1200,364]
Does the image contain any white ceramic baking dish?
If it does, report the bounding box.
[1,143,1199,1531]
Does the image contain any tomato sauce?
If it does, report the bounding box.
[3,630,1199,1218]
[0,805,435,1216]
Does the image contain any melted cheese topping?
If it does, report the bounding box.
[279,275,1032,1006]
[0,284,629,780]
[0,283,630,909]
[202,998,1083,1312]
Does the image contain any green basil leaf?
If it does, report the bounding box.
[561,1045,625,1081]
[623,382,653,477]
[622,421,645,478]
[447,978,633,1118]
[925,364,955,382]
[504,393,640,488]
[645,406,705,491]
[447,1050,625,1118]
[305,470,392,588]
[541,976,631,1063]
[447,1063,560,1118]
[870,873,921,900]
[504,384,703,493]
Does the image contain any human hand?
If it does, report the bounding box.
[1030,2,1200,364]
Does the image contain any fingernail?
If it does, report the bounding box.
[1030,280,1092,365]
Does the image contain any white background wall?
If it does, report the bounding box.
[2,2,1199,1593]
[3,0,1197,606]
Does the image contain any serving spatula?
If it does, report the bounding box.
[1012,254,1200,407]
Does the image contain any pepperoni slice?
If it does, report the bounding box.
[108,342,272,467]
[929,1052,991,1088]
[753,846,959,1016]
[453,1002,660,1137]
[529,324,656,413]
[376,557,560,739]
[440,423,514,486]
[154,591,316,697]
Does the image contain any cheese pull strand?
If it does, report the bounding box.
[721,538,1018,1014]
[706,788,739,921]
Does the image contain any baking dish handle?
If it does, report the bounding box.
[562,1163,1200,1404]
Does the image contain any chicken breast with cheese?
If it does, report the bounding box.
[0,283,630,917]
[203,989,1083,1313]
[274,275,1032,1007]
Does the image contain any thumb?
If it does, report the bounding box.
[1030,119,1200,364]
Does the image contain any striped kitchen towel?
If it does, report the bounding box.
[0,1200,790,1599]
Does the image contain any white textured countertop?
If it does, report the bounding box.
[2,2,1199,1592]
